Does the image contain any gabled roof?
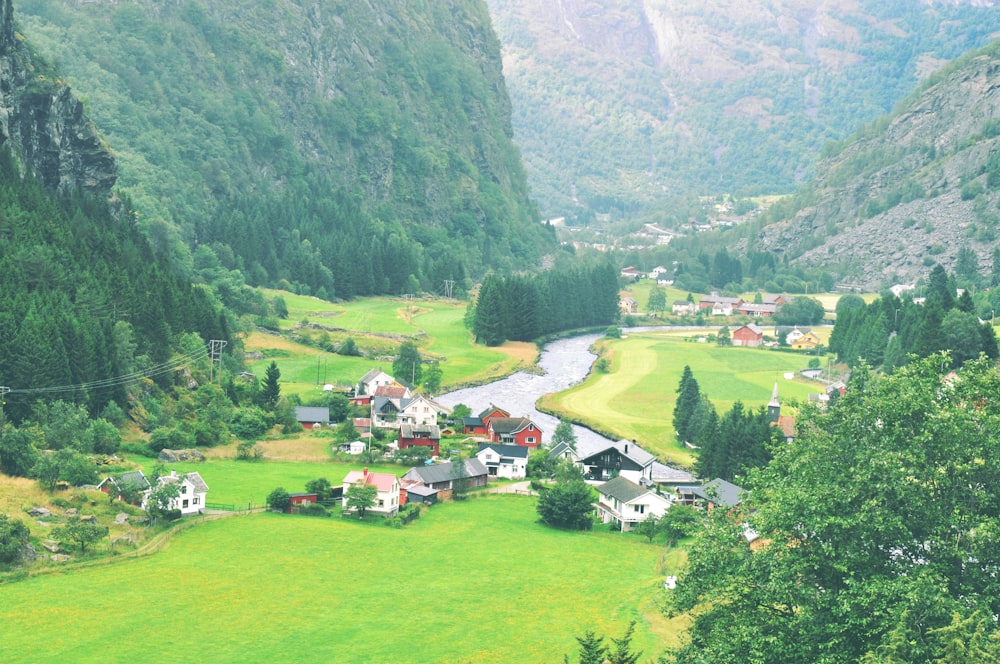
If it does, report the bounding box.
[400,423,441,440]
[157,471,209,493]
[374,384,409,399]
[343,469,398,493]
[735,323,763,336]
[597,475,651,504]
[404,459,488,484]
[401,395,451,415]
[549,441,578,459]
[691,478,745,508]
[478,405,509,419]
[359,368,392,383]
[373,396,400,413]
[581,440,654,469]
[100,470,151,491]
[488,417,537,435]
[295,406,330,423]
[463,416,485,428]
[476,443,529,459]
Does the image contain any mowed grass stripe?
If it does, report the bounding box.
[541,333,823,465]
[0,498,672,663]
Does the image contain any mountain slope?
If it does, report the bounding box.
[488,0,1000,219]
[13,0,553,297]
[752,40,1000,291]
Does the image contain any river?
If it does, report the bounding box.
[436,333,616,457]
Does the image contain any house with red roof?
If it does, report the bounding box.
[341,468,400,517]
[462,405,509,435]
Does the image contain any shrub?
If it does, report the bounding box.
[297,502,329,517]
[163,509,182,522]
[120,442,157,458]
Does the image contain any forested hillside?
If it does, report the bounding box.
[488,0,1000,222]
[13,0,553,300]
[0,149,227,423]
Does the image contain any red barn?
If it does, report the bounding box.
[732,323,764,347]
[462,405,509,435]
[287,493,318,513]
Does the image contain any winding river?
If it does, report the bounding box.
[437,333,616,456]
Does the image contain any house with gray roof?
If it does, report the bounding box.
[295,406,330,429]
[579,440,655,484]
[476,443,529,479]
[679,478,746,510]
[401,459,488,493]
[596,475,672,532]
[143,471,209,516]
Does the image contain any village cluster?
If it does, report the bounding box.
[96,366,764,533]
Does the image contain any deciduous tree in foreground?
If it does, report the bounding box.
[668,354,1000,662]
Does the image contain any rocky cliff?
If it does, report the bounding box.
[0,0,114,195]
[753,43,1000,290]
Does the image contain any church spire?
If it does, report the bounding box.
[768,382,781,423]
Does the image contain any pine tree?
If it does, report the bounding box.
[673,366,701,444]
[260,361,281,409]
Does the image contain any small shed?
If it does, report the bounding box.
[348,440,367,455]
[403,484,439,506]
[295,406,330,430]
[288,493,318,513]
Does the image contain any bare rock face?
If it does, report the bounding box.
[0,0,115,196]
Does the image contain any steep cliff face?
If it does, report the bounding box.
[0,0,114,195]
[753,44,1000,290]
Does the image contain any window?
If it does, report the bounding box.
[635,504,645,514]
[378,499,384,508]
[193,497,200,505]
[183,499,189,508]
[526,437,536,444]
[181,485,187,494]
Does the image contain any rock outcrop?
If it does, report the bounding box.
[0,0,114,196]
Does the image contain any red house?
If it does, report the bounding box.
[462,405,509,435]
[487,417,542,448]
[398,424,441,457]
[732,323,764,347]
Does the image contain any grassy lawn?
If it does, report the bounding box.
[136,456,411,506]
[0,497,684,663]
[539,331,826,466]
[246,293,534,399]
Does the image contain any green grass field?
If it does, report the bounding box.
[248,293,532,399]
[150,457,408,506]
[540,331,826,466]
[0,497,682,663]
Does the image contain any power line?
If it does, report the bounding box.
[8,347,210,397]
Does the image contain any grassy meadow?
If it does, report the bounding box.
[246,292,535,399]
[539,330,827,466]
[0,497,684,663]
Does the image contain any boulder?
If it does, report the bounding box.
[64,508,78,517]
[114,513,129,525]
[28,507,51,517]
[80,514,96,523]
[42,540,61,553]
[50,554,71,563]
[158,448,206,463]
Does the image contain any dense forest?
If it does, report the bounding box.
[829,265,999,370]
[14,0,554,299]
[470,262,619,345]
[0,149,228,423]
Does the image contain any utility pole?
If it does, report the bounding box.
[0,386,8,413]
[208,340,228,383]
[443,280,455,299]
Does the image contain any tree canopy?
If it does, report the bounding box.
[669,355,1000,662]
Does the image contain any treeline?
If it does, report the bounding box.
[673,366,778,482]
[0,149,228,422]
[829,265,999,370]
[470,263,620,345]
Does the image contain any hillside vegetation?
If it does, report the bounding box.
[488,0,1000,220]
[15,0,554,299]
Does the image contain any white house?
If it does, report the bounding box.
[356,369,395,397]
[143,471,209,516]
[399,395,451,427]
[342,468,400,517]
[595,475,672,532]
[476,443,529,479]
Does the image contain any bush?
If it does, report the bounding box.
[297,502,329,517]
[120,442,157,458]
[163,509,183,522]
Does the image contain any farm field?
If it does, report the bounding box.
[0,497,682,663]
[539,331,826,465]
[246,293,534,398]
